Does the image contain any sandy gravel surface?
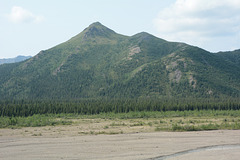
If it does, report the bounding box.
[0,129,240,160]
[165,147,240,160]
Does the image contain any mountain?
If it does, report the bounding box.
[0,22,240,100]
[0,55,31,65]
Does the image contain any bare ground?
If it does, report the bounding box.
[0,128,240,160]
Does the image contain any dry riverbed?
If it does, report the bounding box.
[0,118,240,160]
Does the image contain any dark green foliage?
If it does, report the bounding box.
[1,98,240,117]
[216,49,240,66]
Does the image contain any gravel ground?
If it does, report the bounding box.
[0,129,240,160]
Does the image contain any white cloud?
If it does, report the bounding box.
[7,6,44,24]
[154,0,240,52]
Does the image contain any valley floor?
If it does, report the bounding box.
[1,111,240,159]
[0,128,240,159]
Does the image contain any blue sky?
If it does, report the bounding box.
[0,0,240,58]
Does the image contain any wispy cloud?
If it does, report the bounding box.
[154,0,240,51]
[6,6,44,24]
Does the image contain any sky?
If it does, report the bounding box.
[0,0,240,58]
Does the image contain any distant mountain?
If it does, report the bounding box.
[0,55,31,65]
[0,22,240,100]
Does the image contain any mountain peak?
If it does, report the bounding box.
[68,22,118,43]
[88,22,104,27]
[132,32,166,43]
[82,22,116,40]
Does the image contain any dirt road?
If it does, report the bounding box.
[0,130,240,160]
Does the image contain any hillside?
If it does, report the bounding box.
[216,49,240,66]
[0,56,31,65]
[0,22,240,100]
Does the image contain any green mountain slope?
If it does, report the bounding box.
[0,22,240,100]
[216,49,240,66]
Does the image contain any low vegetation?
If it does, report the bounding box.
[0,114,72,128]
[1,110,240,133]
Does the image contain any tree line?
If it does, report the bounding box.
[1,98,240,117]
